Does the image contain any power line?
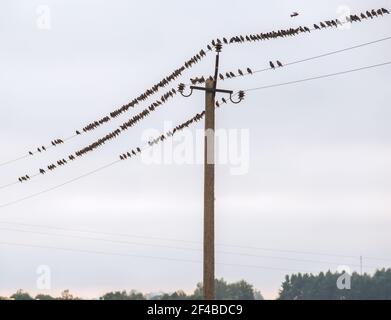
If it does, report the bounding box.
[189,35,391,83]
[5,36,391,190]
[0,220,389,263]
[1,7,388,169]
[0,226,384,268]
[243,61,391,92]
[1,61,390,206]
[0,241,342,274]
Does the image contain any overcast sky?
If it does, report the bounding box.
[0,0,391,299]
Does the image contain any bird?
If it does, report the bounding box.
[314,24,320,30]
[290,12,299,18]
[222,97,227,104]
[76,130,81,135]
[219,73,224,80]
[216,101,220,108]
[238,69,244,76]
[42,146,46,151]
[39,169,45,174]
[18,178,22,183]
[29,151,33,155]
[247,68,253,75]
[37,147,41,152]
[269,61,275,69]
[277,60,283,67]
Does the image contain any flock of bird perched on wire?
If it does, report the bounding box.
[11,7,389,184]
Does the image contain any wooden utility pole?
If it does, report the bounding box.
[204,78,215,300]
[178,44,244,300]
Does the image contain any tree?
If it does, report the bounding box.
[191,279,258,300]
[10,289,33,300]
[60,289,80,300]
[159,290,189,300]
[35,294,56,300]
[100,290,145,300]
[278,268,391,300]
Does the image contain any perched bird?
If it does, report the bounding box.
[37,147,41,152]
[219,73,224,80]
[269,61,275,69]
[290,12,299,18]
[247,68,253,75]
[216,101,220,108]
[76,130,81,135]
[42,146,46,151]
[238,69,244,76]
[29,151,33,155]
[18,177,22,183]
[314,24,320,30]
[222,97,227,104]
[277,60,283,67]
[39,169,45,174]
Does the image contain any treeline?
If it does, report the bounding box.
[2,269,391,300]
[278,268,391,300]
[0,279,263,300]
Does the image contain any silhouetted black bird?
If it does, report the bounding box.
[382,8,389,14]
[247,68,253,75]
[37,148,41,152]
[238,69,243,76]
[222,97,227,104]
[18,178,22,183]
[314,24,320,30]
[277,60,283,67]
[29,151,33,155]
[216,101,220,108]
[39,169,45,174]
[42,146,46,151]
[269,61,275,69]
[290,12,299,18]
[76,130,81,135]
[219,73,224,80]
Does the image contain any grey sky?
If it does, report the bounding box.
[0,0,391,299]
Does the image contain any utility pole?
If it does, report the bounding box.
[204,78,216,300]
[178,43,244,300]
